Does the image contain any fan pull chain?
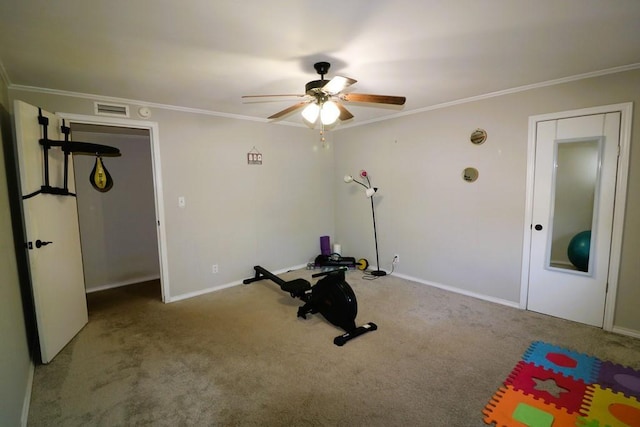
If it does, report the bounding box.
[320,123,327,148]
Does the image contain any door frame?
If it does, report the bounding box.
[520,102,633,331]
[58,112,171,302]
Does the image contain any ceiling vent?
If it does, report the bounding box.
[94,102,130,118]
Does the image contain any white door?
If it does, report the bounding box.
[14,100,88,363]
[526,112,620,327]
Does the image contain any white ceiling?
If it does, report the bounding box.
[1,0,639,126]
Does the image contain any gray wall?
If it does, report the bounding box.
[3,66,640,424]
[334,68,640,333]
[150,110,335,298]
[8,89,336,300]
[334,97,526,303]
[72,130,160,292]
[0,78,32,425]
[7,69,640,324]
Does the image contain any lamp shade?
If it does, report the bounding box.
[344,175,354,183]
[302,102,320,123]
[320,101,340,125]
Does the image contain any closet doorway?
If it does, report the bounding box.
[72,124,160,299]
[61,112,170,303]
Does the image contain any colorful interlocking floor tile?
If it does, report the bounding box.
[483,341,640,426]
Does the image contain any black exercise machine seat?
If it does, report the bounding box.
[281,279,312,295]
[243,266,311,297]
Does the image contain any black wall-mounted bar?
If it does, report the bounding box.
[22,110,121,200]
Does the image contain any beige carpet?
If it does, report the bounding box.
[28,269,640,426]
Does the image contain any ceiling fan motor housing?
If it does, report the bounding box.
[306,62,332,96]
[313,61,330,76]
[305,79,327,95]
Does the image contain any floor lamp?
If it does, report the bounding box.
[344,170,386,277]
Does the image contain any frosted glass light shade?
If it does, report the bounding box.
[302,103,320,123]
[320,101,340,125]
[344,175,353,183]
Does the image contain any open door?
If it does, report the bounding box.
[13,100,88,363]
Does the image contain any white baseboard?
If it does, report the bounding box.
[85,275,161,293]
[167,264,308,303]
[167,280,243,303]
[392,273,640,336]
[611,325,640,339]
[167,265,518,306]
[391,272,521,309]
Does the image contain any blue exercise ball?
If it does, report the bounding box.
[567,230,591,272]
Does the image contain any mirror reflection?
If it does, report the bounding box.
[547,138,601,273]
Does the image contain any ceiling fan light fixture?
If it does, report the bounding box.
[320,101,340,125]
[302,102,320,123]
[242,61,405,125]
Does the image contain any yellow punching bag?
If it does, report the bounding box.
[90,156,114,192]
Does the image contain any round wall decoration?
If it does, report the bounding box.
[463,167,479,183]
[470,129,487,145]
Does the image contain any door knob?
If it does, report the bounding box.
[35,239,53,248]
[534,224,543,231]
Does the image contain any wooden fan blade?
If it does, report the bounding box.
[337,103,354,121]
[268,101,311,119]
[322,76,357,95]
[341,93,406,105]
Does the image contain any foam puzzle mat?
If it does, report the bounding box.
[483,341,640,426]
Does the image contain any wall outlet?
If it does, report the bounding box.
[178,196,186,208]
[212,264,219,274]
[393,254,400,264]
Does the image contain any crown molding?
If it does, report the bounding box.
[9,62,640,130]
[9,84,307,128]
[338,62,640,130]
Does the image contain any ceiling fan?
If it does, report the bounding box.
[242,62,406,126]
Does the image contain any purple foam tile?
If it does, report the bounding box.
[597,361,640,400]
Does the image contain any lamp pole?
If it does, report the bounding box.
[344,171,386,276]
[369,189,386,276]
